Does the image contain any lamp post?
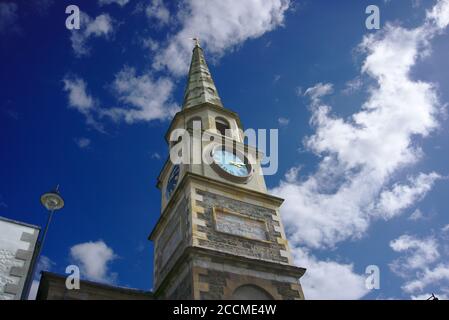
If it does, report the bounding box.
[22,185,65,299]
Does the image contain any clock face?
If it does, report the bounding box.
[212,149,250,178]
[166,165,180,199]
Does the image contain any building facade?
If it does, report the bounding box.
[0,216,40,300]
[149,42,306,300]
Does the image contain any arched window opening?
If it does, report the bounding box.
[232,285,274,300]
[187,117,203,131]
[216,117,231,137]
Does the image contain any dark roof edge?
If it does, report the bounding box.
[40,271,153,296]
[0,215,41,230]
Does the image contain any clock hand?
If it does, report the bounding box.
[229,161,245,168]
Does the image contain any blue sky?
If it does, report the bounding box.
[1,0,449,300]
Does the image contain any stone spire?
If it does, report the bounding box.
[182,39,223,109]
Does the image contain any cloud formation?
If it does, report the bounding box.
[63,76,95,112]
[403,264,449,294]
[272,0,448,250]
[145,0,171,26]
[408,208,425,221]
[390,231,449,298]
[70,240,118,283]
[62,75,105,132]
[293,248,369,300]
[103,67,179,123]
[70,12,114,57]
[390,235,440,274]
[303,82,333,103]
[62,67,180,128]
[371,172,441,220]
[153,0,290,76]
[64,0,290,127]
[270,0,449,299]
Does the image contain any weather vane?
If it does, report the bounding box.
[190,37,201,47]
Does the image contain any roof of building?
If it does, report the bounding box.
[0,215,41,230]
[37,271,153,300]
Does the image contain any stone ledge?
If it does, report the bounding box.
[153,245,306,296]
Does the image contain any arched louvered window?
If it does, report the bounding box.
[215,117,231,137]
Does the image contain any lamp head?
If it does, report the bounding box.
[40,186,64,211]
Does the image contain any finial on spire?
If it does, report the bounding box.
[191,37,201,48]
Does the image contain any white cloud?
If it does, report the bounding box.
[63,69,179,128]
[102,67,179,124]
[0,2,19,34]
[372,173,441,220]
[63,76,95,112]
[62,75,105,132]
[70,12,114,57]
[278,117,290,126]
[389,229,449,297]
[74,137,91,149]
[65,1,290,128]
[98,0,130,7]
[426,0,449,29]
[411,292,448,300]
[389,235,440,273]
[146,0,170,26]
[142,37,159,52]
[303,82,333,103]
[442,224,449,233]
[70,240,117,283]
[403,263,449,293]
[342,77,363,95]
[153,0,290,76]
[293,248,369,300]
[408,208,425,221]
[284,166,300,183]
[271,0,448,250]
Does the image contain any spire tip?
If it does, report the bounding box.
[191,37,201,48]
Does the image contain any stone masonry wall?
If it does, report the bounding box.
[166,268,193,300]
[198,268,301,300]
[154,196,190,287]
[195,190,289,264]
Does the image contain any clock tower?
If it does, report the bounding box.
[149,41,306,300]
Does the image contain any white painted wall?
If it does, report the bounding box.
[0,219,38,300]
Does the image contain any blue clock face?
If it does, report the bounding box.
[166,165,180,199]
[213,149,250,177]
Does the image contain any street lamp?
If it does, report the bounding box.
[22,185,64,299]
[39,185,65,246]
